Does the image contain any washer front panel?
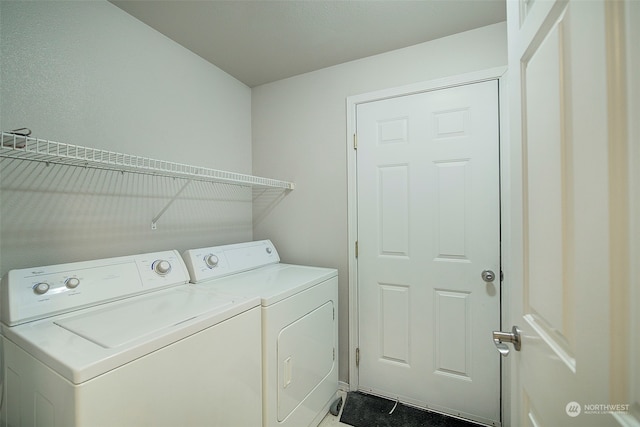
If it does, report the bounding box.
[2,307,263,427]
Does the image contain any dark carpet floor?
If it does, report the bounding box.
[339,392,480,427]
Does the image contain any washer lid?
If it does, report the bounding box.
[54,289,232,348]
[3,286,260,384]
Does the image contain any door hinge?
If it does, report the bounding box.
[355,240,358,258]
[333,348,336,361]
[500,270,504,282]
[356,347,360,366]
[353,133,357,150]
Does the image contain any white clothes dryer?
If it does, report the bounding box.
[182,240,338,427]
[0,250,262,427]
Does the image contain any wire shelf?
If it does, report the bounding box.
[0,132,294,190]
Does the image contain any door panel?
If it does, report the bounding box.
[356,80,500,425]
[507,0,632,425]
[523,3,574,362]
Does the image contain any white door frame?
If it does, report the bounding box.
[346,66,510,419]
[628,2,640,423]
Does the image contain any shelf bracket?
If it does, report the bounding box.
[151,179,193,230]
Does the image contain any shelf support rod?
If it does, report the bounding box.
[151,179,193,230]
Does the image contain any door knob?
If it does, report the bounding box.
[492,326,521,356]
[481,269,496,282]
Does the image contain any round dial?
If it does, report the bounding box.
[33,282,50,295]
[65,277,80,289]
[204,254,219,269]
[153,260,172,275]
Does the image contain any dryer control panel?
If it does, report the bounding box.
[183,240,280,283]
[1,250,190,326]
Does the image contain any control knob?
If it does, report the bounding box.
[33,282,50,295]
[152,260,172,276]
[204,254,219,269]
[65,277,80,289]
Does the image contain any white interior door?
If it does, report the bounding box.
[356,80,501,426]
[506,0,634,425]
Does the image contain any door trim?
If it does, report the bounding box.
[346,66,510,417]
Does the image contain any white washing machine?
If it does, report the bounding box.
[182,240,338,427]
[0,250,262,427]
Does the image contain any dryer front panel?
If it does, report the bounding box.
[263,276,338,427]
[277,300,335,421]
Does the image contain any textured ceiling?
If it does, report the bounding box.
[111,1,506,87]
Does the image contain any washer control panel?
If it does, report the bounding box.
[182,240,280,283]
[1,250,190,326]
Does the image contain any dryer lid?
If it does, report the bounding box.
[194,263,338,306]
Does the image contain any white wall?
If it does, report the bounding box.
[252,22,508,383]
[0,1,252,272]
[1,2,508,387]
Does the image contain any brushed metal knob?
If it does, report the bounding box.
[481,269,496,282]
